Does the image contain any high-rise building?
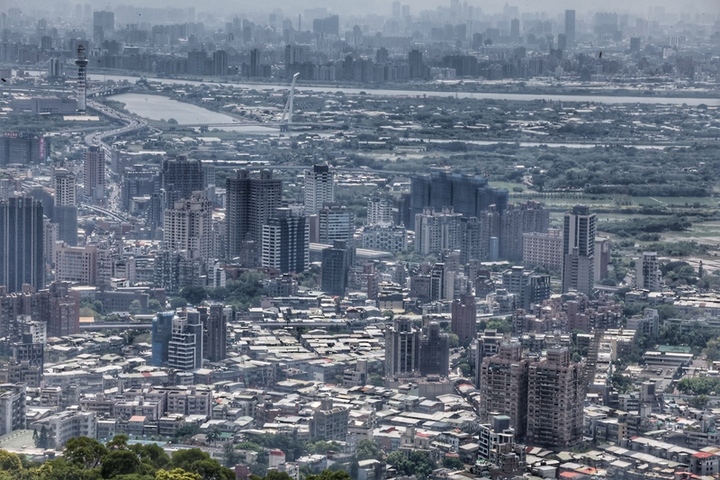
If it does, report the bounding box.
[479,342,528,439]
[564,10,576,46]
[153,250,203,295]
[408,49,425,79]
[475,330,502,389]
[522,229,563,271]
[226,169,282,259]
[510,18,520,43]
[367,194,394,226]
[83,146,105,202]
[304,164,335,215]
[451,294,476,347]
[321,240,351,296]
[526,348,584,448]
[167,311,203,371]
[409,171,508,229]
[459,216,486,264]
[261,208,309,274]
[93,11,115,43]
[499,201,549,261]
[212,50,228,76]
[163,192,213,262]
[199,304,228,362]
[161,156,205,209]
[502,266,551,310]
[151,312,175,366]
[0,197,44,293]
[41,282,80,338]
[316,204,354,244]
[418,322,449,377]
[562,205,596,294]
[54,243,98,285]
[414,207,463,255]
[0,132,50,166]
[310,398,349,441]
[53,169,78,246]
[594,237,611,282]
[385,317,420,378]
[636,251,662,291]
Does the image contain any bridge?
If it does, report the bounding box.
[87,85,134,98]
[79,203,128,222]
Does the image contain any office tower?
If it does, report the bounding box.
[83,146,105,202]
[75,45,88,111]
[53,169,78,246]
[522,229,563,271]
[0,197,44,293]
[392,1,401,17]
[500,201,549,261]
[261,208,309,274]
[249,48,261,78]
[510,18,520,43]
[414,207,463,255]
[360,224,407,254]
[526,348,584,448]
[419,322,449,377]
[212,50,228,75]
[167,311,203,370]
[163,192,213,262]
[630,37,641,53]
[409,171,508,229]
[0,132,51,166]
[54,244,98,285]
[385,317,420,377]
[367,194,393,226]
[304,165,335,215]
[562,205,596,294]
[502,266,551,310]
[479,342,529,438]
[460,216,485,264]
[161,156,205,209]
[321,240,351,296]
[408,49,425,79]
[557,33,567,52]
[152,312,174,366]
[451,294,476,347]
[594,237,611,282]
[199,304,227,362]
[636,252,662,291]
[226,169,282,259]
[564,10,576,46]
[122,169,160,212]
[312,15,340,36]
[93,11,114,43]
[475,330,502,389]
[317,204,354,244]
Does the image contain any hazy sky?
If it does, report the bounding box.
[17,0,720,19]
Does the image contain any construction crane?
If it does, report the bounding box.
[280,72,300,132]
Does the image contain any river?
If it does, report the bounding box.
[93,73,720,107]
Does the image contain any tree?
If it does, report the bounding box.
[180,287,207,306]
[355,440,382,461]
[156,469,201,480]
[148,299,163,312]
[64,437,107,469]
[129,300,143,315]
[442,456,465,470]
[0,450,23,472]
[447,333,460,349]
[306,470,352,480]
[100,449,142,478]
[34,425,50,449]
[368,373,384,387]
[386,451,437,480]
[169,297,188,310]
[222,443,242,468]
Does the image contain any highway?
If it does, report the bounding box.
[80,320,361,332]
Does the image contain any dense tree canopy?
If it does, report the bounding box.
[0,436,234,480]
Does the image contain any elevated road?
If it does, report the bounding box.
[81,320,358,332]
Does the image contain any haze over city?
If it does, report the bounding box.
[0,0,719,480]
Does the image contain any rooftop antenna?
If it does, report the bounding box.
[280,72,300,133]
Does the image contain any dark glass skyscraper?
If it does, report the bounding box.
[0,197,44,293]
[409,171,508,229]
[161,156,205,209]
